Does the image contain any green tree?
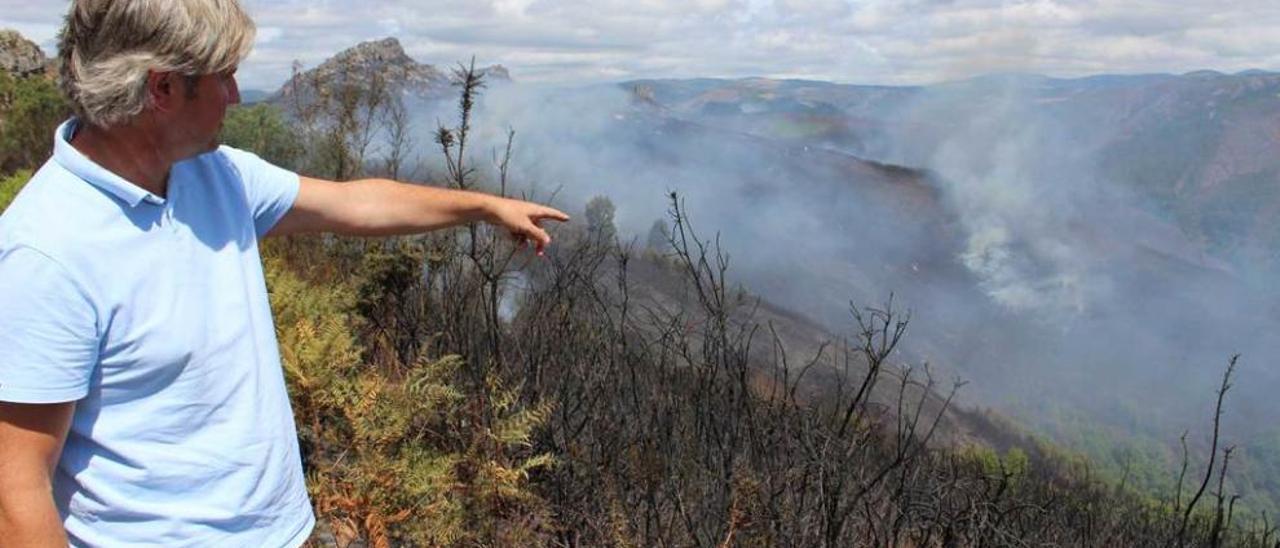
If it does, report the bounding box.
[219,103,303,170]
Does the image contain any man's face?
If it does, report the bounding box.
[172,69,241,157]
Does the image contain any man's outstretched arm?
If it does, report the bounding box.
[268,177,570,253]
[0,401,74,548]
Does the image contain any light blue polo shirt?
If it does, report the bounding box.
[0,120,314,547]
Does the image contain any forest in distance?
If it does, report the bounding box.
[3,28,1280,547]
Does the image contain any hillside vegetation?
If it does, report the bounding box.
[1,45,1278,546]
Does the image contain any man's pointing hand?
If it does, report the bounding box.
[486,198,571,256]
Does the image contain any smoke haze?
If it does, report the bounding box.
[395,71,1280,510]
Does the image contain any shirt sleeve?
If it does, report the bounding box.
[0,246,100,403]
[217,146,301,238]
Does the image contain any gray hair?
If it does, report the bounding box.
[57,0,256,128]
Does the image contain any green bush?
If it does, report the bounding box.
[0,71,67,174]
[263,240,554,547]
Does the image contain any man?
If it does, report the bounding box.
[0,0,569,546]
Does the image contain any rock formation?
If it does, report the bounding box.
[0,29,48,77]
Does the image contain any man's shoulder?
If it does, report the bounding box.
[0,159,120,270]
[178,146,283,190]
[2,160,73,232]
[201,145,281,180]
[3,157,75,207]
[183,145,256,171]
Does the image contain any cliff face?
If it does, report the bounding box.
[305,37,449,96]
[0,29,48,77]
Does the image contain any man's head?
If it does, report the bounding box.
[57,0,255,137]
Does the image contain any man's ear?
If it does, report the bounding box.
[145,71,179,113]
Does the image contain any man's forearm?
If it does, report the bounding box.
[272,175,569,246]
[0,485,69,548]
[279,177,502,237]
[0,402,74,548]
[343,178,499,235]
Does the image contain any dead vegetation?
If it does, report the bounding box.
[200,61,1280,547]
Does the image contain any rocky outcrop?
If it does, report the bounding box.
[0,29,47,77]
[275,37,510,103]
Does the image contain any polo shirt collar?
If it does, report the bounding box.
[52,119,166,207]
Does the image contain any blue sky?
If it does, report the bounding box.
[5,0,1280,91]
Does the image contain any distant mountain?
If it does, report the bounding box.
[0,29,49,77]
[272,37,509,104]
[626,72,1280,271]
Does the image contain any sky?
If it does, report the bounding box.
[5,0,1280,91]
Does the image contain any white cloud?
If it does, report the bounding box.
[254,26,284,45]
[2,0,1280,90]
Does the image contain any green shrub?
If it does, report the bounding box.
[0,71,67,174]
